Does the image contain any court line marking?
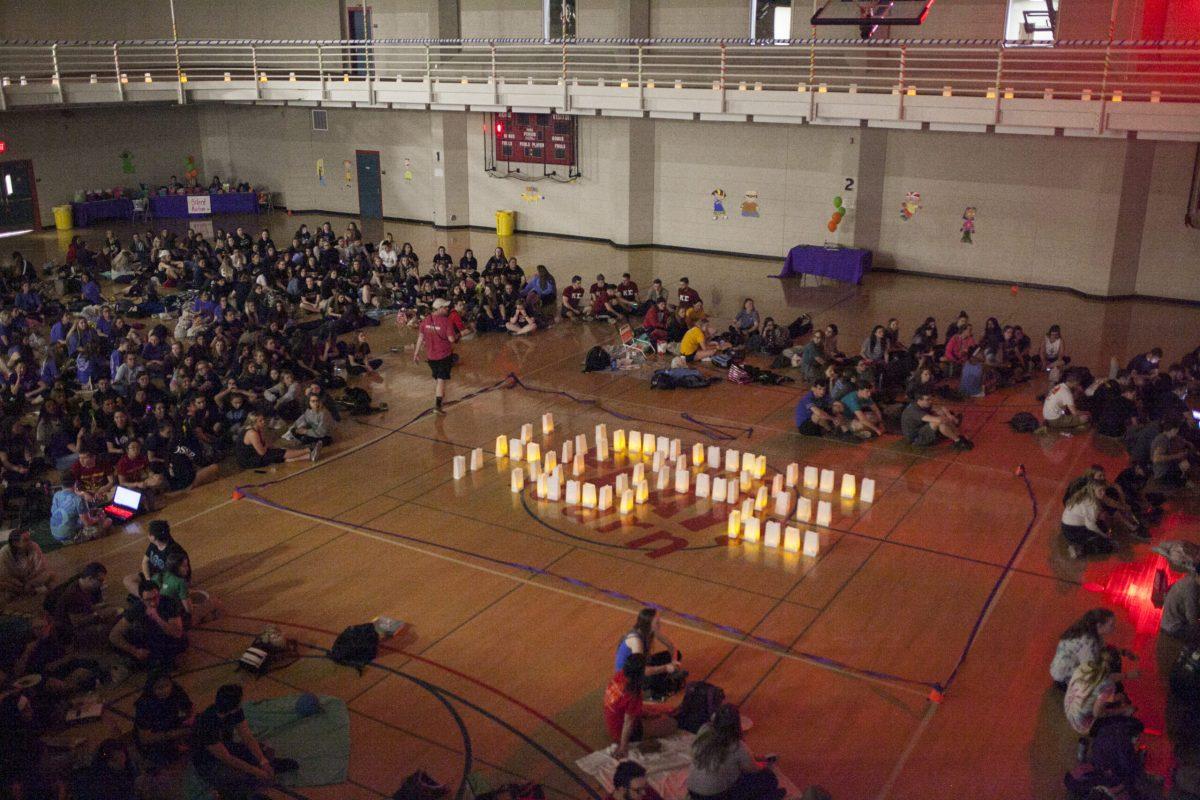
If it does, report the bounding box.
[241,493,930,698]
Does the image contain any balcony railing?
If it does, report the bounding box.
[2,37,1199,104]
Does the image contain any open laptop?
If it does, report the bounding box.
[103,486,144,522]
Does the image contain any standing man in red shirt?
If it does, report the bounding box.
[413,298,459,414]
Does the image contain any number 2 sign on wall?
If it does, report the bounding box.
[844,178,855,192]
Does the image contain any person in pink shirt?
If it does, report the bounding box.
[413,298,459,414]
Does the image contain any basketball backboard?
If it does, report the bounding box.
[811,0,936,38]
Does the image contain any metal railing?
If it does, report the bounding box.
[2,37,1200,102]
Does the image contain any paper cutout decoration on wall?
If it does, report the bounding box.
[183,155,199,183]
[520,185,543,203]
[711,188,727,220]
[961,206,976,243]
[827,196,846,233]
[119,150,136,174]
[900,192,921,221]
[403,158,413,181]
[343,159,353,188]
[740,191,759,217]
[316,158,325,186]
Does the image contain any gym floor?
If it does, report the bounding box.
[8,213,1200,799]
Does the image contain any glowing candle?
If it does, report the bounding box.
[861,478,876,504]
[511,468,525,493]
[726,480,739,505]
[452,456,466,480]
[573,452,586,477]
[795,497,812,522]
[712,477,728,502]
[816,501,832,527]
[803,466,818,490]
[783,526,801,552]
[755,486,769,511]
[547,474,561,501]
[669,439,681,459]
[595,424,608,450]
[629,431,642,454]
[727,510,742,539]
[525,442,541,463]
[725,449,740,473]
[773,491,791,517]
[741,452,755,473]
[707,446,721,469]
[598,485,613,511]
[565,480,581,505]
[613,429,627,452]
[541,413,554,435]
[657,436,670,456]
[536,473,548,499]
[543,451,557,474]
[620,488,635,514]
[596,438,609,462]
[694,473,711,498]
[693,443,706,466]
[840,474,856,500]
[615,473,630,496]
[819,469,835,493]
[739,470,752,491]
[495,435,509,458]
[675,469,690,494]
[740,498,753,519]
[510,438,523,462]
[582,483,598,509]
[652,452,665,473]
[803,530,820,557]
[470,448,484,471]
[764,520,782,548]
[562,440,574,465]
[635,481,649,504]
[575,433,588,455]
[520,423,533,443]
[642,434,656,456]
[632,464,645,484]
[754,455,767,479]
[743,517,761,543]
[785,463,799,488]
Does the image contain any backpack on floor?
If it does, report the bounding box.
[1063,763,1129,800]
[673,681,725,733]
[727,363,752,385]
[330,622,380,673]
[339,386,373,416]
[1009,412,1039,433]
[238,626,299,677]
[583,346,612,373]
[651,370,678,390]
[392,770,449,800]
[710,352,735,369]
[787,314,813,339]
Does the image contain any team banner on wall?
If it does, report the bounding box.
[185,195,212,216]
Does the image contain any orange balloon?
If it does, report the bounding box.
[833,209,845,220]
[827,220,838,232]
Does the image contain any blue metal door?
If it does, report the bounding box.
[356,151,382,219]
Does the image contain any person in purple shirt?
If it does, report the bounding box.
[13,281,42,318]
[81,277,104,306]
[141,334,169,375]
[49,311,72,346]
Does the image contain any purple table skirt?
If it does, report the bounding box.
[149,192,259,218]
[71,198,134,226]
[778,245,872,284]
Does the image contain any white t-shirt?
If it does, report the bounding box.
[1043,383,1075,420]
[1050,634,1101,684]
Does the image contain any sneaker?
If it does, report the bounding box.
[280,430,297,443]
[1067,544,1081,560]
[309,443,322,462]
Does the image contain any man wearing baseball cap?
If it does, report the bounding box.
[414,298,459,414]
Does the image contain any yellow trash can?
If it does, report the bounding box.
[495,209,515,237]
[53,205,74,231]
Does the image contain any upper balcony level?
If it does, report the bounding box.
[3,37,1200,140]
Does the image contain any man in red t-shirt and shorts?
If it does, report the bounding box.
[414,298,459,414]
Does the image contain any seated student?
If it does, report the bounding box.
[614,608,684,701]
[1050,608,1120,691]
[0,528,55,602]
[676,277,701,309]
[1150,417,1195,488]
[1088,715,1163,800]
[604,654,678,758]
[1161,572,1200,643]
[1038,324,1070,384]
[134,672,195,768]
[520,265,557,310]
[72,738,143,800]
[50,475,113,544]
[614,273,640,315]
[1127,347,1163,386]
[506,300,538,336]
[1064,656,1137,737]
[641,297,670,346]
[285,393,335,448]
[109,578,187,669]
[687,704,782,800]
[192,684,298,799]
[644,278,669,308]
[560,275,586,321]
[71,447,116,505]
[757,317,790,355]
[12,613,104,695]
[900,392,972,450]
[115,439,166,509]
[860,325,890,366]
[1095,384,1140,438]
[795,383,841,437]
[156,550,219,626]
[840,383,885,439]
[591,283,620,322]
[1062,479,1115,559]
[606,761,664,800]
[0,692,67,800]
[1040,374,1090,433]
[49,562,120,645]
[124,520,190,596]
[734,299,761,340]
[237,411,317,469]
[797,329,828,384]
[1066,465,1149,541]
[679,319,728,363]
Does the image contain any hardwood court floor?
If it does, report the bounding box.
[12,215,1200,800]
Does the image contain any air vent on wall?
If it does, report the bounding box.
[312,108,328,131]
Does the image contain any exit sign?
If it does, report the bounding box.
[0,141,7,154]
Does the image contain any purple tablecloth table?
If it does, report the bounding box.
[149,192,259,218]
[778,245,872,284]
[70,198,134,226]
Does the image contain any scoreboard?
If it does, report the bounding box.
[493,112,577,167]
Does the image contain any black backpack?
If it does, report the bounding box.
[583,346,611,373]
[1009,412,1040,433]
[341,387,373,416]
[650,370,677,390]
[330,622,380,673]
[673,681,725,733]
[787,314,813,339]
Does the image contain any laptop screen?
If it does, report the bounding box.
[112,486,143,511]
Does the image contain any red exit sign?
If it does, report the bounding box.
[0,140,7,155]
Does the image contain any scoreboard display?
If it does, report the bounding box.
[493,112,576,167]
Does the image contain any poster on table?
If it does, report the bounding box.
[185,195,212,215]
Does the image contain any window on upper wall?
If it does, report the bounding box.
[545,0,576,39]
[1005,0,1058,43]
[751,0,793,41]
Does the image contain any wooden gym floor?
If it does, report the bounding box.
[9,214,1200,800]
